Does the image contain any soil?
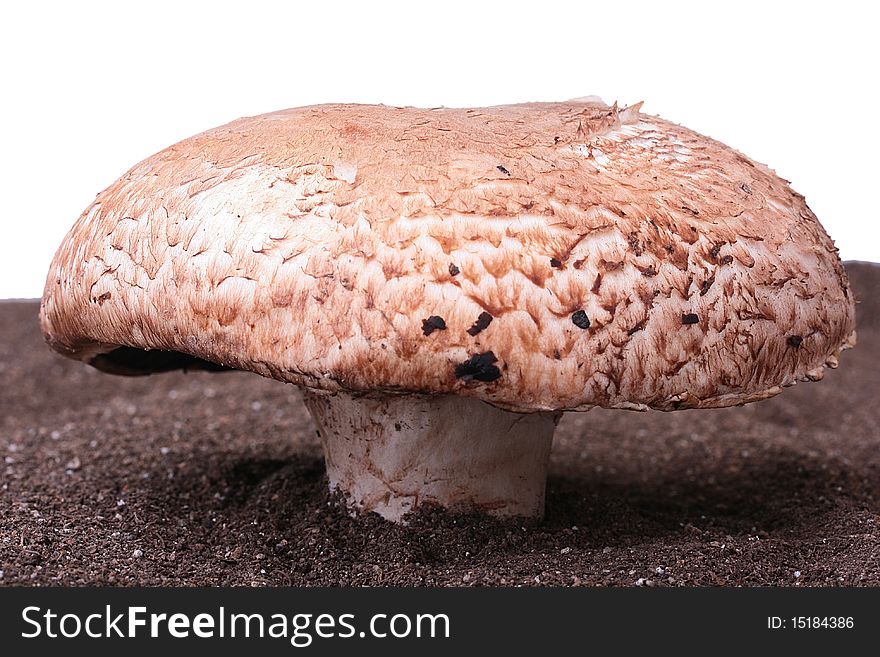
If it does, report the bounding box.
[1,262,878,587]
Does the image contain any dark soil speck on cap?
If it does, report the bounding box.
[466,312,493,337]
[448,263,460,277]
[682,313,700,325]
[788,335,804,348]
[421,316,447,336]
[454,351,501,383]
[571,310,591,330]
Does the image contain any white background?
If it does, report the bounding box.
[1,0,877,299]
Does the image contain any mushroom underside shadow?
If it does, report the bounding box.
[90,346,232,375]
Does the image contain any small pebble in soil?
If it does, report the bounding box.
[132,549,143,558]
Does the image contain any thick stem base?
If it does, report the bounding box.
[303,390,559,522]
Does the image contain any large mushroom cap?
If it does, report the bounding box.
[41,100,856,412]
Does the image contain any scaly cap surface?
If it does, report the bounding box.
[41,101,856,411]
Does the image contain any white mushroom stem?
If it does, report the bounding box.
[302,390,561,522]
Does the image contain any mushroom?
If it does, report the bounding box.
[41,100,857,522]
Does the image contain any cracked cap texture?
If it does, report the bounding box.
[41,101,856,412]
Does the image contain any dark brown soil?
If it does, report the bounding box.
[1,262,878,587]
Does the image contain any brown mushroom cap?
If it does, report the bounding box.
[41,100,856,412]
